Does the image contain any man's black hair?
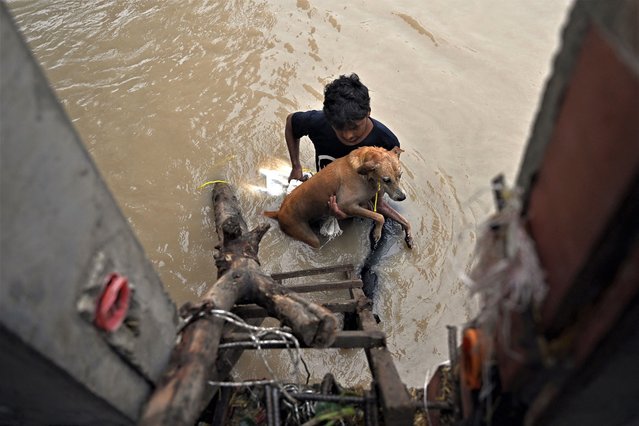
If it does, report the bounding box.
[323,73,371,130]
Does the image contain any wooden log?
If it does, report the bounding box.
[139,183,338,426]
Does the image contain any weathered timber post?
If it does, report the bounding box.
[139,183,338,425]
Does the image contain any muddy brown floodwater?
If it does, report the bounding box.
[8,0,572,388]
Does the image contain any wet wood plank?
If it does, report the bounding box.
[352,287,415,425]
[285,279,363,293]
[271,264,355,281]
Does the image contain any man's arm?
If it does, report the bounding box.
[285,113,304,182]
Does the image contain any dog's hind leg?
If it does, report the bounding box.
[280,220,321,248]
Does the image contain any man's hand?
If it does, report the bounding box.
[288,166,305,182]
[285,114,307,183]
[327,195,349,219]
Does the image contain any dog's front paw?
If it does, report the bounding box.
[369,229,382,251]
[373,230,383,246]
[405,233,413,249]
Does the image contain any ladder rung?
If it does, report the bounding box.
[286,279,362,293]
[270,264,355,281]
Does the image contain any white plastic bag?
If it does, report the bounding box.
[320,216,342,240]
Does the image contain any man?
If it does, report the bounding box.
[283,74,408,294]
[285,73,400,182]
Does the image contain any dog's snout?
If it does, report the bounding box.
[392,189,406,201]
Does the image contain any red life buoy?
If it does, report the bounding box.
[95,273,130,332]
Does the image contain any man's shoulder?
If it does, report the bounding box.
[291,110,331,137]
[369,118,400,147]
[292,110,327,126]
[370,117,397,137]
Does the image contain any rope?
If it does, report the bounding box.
[180,308,310,390]
[197,180,229,189]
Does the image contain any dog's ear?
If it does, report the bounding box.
[391,146,404,158]
[357,160,378,175]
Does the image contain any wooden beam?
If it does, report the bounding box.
[271,264,355,281]
[285,279,363,293]
[352,288,415,424]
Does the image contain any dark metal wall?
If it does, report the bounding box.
[1,4,179,424]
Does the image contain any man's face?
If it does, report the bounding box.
[333,115,371,146]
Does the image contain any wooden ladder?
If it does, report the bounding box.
[224,263,415,425]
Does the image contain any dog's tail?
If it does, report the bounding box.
[263,210,279,220]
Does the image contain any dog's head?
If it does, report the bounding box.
[352,146,406,201]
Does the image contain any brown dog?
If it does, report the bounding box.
[264,146,413,248]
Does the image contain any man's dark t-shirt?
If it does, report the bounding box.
[291,110,400,171]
